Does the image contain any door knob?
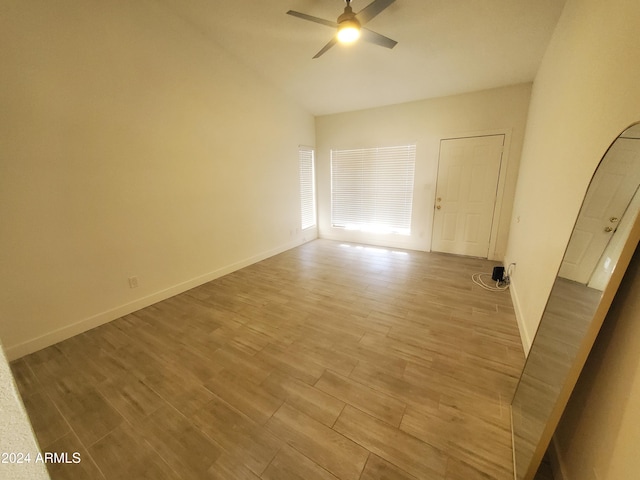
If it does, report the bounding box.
[604,226,614,232]
[610,217,619,223]
[437,197,442,202]
[436,205,441,210]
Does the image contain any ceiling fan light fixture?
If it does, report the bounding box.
[337,20,361,43]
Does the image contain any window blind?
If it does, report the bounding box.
[299,147,316,230]
[331,144,416,235]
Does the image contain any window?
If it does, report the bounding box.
[299,146,316,230]
[331,144,416,235]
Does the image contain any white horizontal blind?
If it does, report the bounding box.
[331,144,416,235]
[299,147,316,230]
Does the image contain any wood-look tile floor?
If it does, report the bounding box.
[11,239,525,480]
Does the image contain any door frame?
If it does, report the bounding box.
[432,129,512,260]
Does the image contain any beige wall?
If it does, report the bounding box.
[504,0,640,351]
[0,0,315,359]
[315,84,532,256]
[551,245,640,479]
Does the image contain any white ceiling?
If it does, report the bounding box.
[157,0,566,115]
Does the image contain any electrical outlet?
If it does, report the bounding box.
[128,276,139,289]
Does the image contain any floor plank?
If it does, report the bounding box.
[315,370,406,427]
[134,405,222,479]
[261,370,345,427]
[188,395,282,476]
[265,403,369,480]
[334,405,448,480]
[88,422,179,480]
[400,403,513,479]
[360,454,418,480]
[261,445,340,480]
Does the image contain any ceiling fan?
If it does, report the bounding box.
[287,0,397,58]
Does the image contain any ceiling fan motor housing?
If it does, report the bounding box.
[337,4,360,28]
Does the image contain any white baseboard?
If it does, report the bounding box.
[318,231,422,252]
[5,238,311,361]
[509,277,532,356]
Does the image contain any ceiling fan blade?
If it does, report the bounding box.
[286,10,337,28]
[355,0,396,25]
[361,28,397,49]
[313,38,338,58]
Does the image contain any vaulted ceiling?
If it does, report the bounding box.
[157,0,565,115]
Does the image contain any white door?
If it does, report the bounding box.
[587,186,640,290]
[559,137,640,283]
[431,135,504,257]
